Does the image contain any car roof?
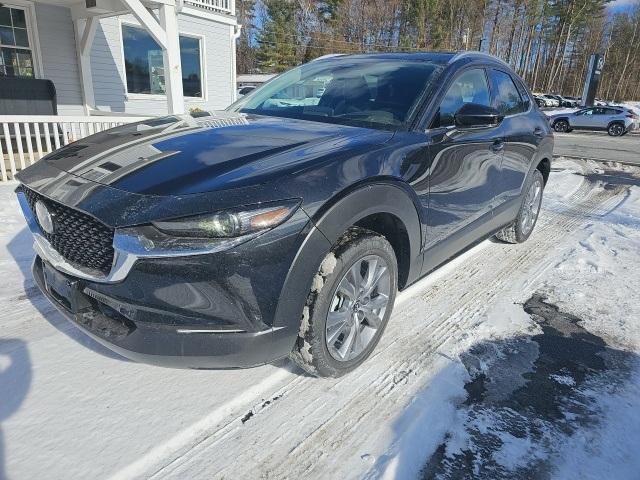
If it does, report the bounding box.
[314,51,512,66]
[321,52,457,64]
[310,51,518,83]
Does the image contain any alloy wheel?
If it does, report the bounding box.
[554,121,568,133]
[520,177,543,236]
[609,124,624,136]
[325,255,391,362]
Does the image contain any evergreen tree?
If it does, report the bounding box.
[236,0,257,73]
[256,0,298,72]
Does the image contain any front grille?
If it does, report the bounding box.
[22,187,115,274]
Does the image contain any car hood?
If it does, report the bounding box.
[35,112,392,196]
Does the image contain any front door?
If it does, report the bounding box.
[422,68,503,253]
[572,108,597,128]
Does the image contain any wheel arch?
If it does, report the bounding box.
[310,180,423,290]
[271,181,423,332]
[536,157,551,185]
[552,116,570,127]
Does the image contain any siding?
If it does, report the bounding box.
[91,13,234,115]
[33,3,84,115]
[32,5,234,115]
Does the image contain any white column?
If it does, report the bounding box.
[230,25,241,104]
[74,17,98,115]
[159,4,184,114]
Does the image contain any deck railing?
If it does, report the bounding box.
[184,0,233,15]
[0,115,148,182]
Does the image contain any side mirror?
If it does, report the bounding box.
[454,103,504,128]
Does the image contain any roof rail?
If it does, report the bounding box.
[311,54,346,62]
[449,51,509,67]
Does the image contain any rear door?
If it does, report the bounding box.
[488,69,538,208]
[603,108,624,129]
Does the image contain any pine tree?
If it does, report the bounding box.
[236,0,257,73]
[256,0,298,72]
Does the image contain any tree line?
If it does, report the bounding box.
[236,0,640,101]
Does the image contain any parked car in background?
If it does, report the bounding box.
[548,106,636,136]
[544,94,567,107]
[16,52,553,377]
[552,95,579,107]
[562,96,581,107]
[542,94,560,107]
[533,95,548,108]
[533,94,555,107]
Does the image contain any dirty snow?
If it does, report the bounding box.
[1,158,639,479]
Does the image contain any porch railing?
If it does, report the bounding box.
[0,115,148,182]
[184,0,233,15]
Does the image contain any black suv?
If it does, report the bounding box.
[16,52,553,377]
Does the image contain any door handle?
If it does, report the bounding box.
[491,140,504,153]
[534,127,544,138]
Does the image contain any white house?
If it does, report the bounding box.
[0,0,239,181]
[1,0,238,115]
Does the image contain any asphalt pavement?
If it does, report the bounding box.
[553,131,639,166]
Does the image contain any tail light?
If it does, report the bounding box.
[626,113,638,119]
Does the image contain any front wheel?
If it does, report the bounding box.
[608,122,625,136]
[495,170,545,244]
[290,228,398,377]
[553,119,569,133]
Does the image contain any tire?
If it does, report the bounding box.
[290,227,398,377]
[553,119,569,133]
[495,169,545,244]
[608,122,625,137]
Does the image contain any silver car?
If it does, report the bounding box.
[549,106,637,136]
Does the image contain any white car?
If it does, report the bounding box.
[548,106,637,136]
[542,95,561,107]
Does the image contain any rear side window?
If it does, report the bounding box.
[604,108,622,115]
[490,70,526,116]
[513,79,531,110]
[434,68,491,128]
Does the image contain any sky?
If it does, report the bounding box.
[608,0,639,12]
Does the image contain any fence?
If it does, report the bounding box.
[0,115,147,182]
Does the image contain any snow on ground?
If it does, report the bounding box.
[1,158,640,479]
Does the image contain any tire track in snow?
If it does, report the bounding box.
[131,161,630,479]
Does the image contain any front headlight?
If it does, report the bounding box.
[152,200,300,238]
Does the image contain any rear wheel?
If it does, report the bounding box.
[608,122,625,136]
[553,119,569,133]
[495,170,544,244]
[290,228,397,377]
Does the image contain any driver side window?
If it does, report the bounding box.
[434,69,491,128]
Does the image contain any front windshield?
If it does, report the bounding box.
[229,58,441,130]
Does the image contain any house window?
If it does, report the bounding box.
[0,6,34,77]
[122,24,203,98]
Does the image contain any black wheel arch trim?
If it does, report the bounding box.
[271,181,423,335]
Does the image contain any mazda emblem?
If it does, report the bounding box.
[35,201,55,234]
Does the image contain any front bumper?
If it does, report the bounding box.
[32,256,297,368]
[18,184,325,368]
